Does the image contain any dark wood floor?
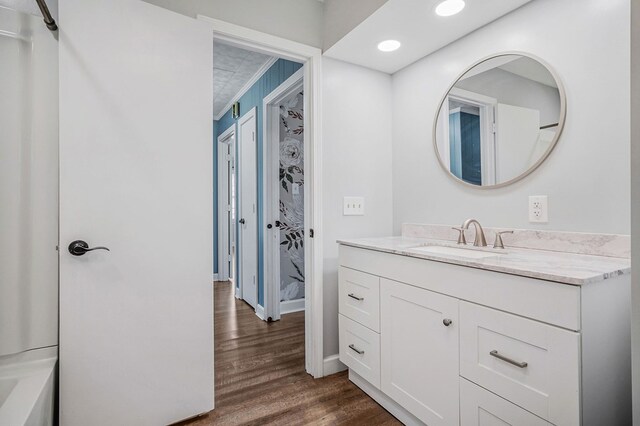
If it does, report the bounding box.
[181,280,400,426]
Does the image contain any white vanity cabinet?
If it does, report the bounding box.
[338,244,631,426]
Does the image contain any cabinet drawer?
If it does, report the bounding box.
[460,302,580,426]
[339,314,380,388]
[460,378,552,426]
[339,267,380,332]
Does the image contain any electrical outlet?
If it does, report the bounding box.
[529,195,548,223]
[343,196,365,216]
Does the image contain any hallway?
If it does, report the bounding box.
[183,281,399,425]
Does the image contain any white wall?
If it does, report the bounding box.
[0,6,58,357]
[392,0,630,235]
[457,68,561,126]
[323,0,388,51]
[631,0,640,420]
[143,0,324,48]
[322,58,393,357]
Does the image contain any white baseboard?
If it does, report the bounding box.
[349,370,422,425]
[256,304,265,321]
[323,354,347,376]
[234,286,241,299]
[213,273,219,281]
[280,298,305,315]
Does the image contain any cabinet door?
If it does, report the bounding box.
[460,378,552,426]
[380,278,459,426]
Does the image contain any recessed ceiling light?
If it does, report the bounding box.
[377,40,401,52]
[435,0,465,17]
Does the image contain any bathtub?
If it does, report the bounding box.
[0,347,56,426]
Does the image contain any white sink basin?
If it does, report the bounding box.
[410,245,502,259]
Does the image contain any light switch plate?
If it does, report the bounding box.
[343,196,365,216]
[529,195,548,223]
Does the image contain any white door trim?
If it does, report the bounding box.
[237,107,259,310]
[198,16,324,378]
[263,68,304,322]
[217,124,236,282]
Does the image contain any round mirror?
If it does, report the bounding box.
[433,53,566,188]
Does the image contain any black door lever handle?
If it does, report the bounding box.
[68,240,110,256]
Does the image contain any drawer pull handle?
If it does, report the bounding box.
[349,344,365,355]
[490,350,528,368]
[348,293,364,301]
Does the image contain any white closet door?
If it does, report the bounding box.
[238,108,258,308]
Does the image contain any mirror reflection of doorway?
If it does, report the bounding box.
[449,102,482,185]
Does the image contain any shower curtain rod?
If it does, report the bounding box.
[35,0,57,31]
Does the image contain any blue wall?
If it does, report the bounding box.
[214,58,303,307]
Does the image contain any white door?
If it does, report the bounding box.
[238,108,258,308]
[218,127,235,282]
[495,103,540,183]
[380,278,460,426]
[59,1,213,425]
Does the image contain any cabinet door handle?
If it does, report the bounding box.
[442,318,453,326]
[490,350,528,368]
[347,293,364,301]
[348,344,364,355]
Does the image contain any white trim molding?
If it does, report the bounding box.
[213,56,278,121]
[213,274,219,282]
[256,304,265,321]
[323,354,347,377]
[199,15,324,379]
[280,298,305,315]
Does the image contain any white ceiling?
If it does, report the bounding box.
[498,56,557,88]
[213,41,274,119]
[323,0,533,74]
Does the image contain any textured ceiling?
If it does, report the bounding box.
[213,41,274,118]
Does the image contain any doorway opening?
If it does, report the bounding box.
[203,18,324,406]
[210,33,315,415]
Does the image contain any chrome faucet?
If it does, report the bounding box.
[461,219,487,247]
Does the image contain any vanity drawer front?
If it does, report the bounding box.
[460,301,580,426]
[339,267,380,332]
[339,314,381,388]
[460,378,552,426]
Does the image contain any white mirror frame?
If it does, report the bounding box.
[432,51,567,189]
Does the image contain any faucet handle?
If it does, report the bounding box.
[452,227,467,245]
[493,230,514,249]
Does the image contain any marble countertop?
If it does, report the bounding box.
[337,236,631,285]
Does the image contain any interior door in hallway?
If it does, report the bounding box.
[239,108,258,308]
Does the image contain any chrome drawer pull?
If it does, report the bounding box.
[347,293,364,301]
[490,350,528,368]
[349,344,365,355]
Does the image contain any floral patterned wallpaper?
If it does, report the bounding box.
[279,90,304,302]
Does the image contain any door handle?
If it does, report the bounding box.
[348,344,364,355]
[267,224,273,229]
[68,240,110,256]
[489,350,528,368]
[239,218,246,225]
